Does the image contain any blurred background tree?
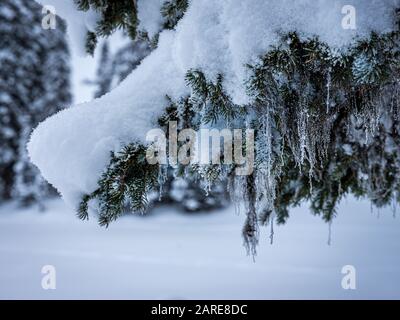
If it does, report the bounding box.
[0,0,71,206]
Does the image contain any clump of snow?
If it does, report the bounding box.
[29,0,399,208]
[29,31,187,206]
[137,0,165,39]
[174,0,398,104]
[83,9,100,34]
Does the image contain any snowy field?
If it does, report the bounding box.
[0,197,399,299]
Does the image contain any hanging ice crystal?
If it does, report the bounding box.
[157,165,168,201]
[255,110,277,213]
[228,175,244,216]
[269,213,275,245]
[326,68,332,113]
[298,106,308,168]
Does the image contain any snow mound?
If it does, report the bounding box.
[29,0,399,208]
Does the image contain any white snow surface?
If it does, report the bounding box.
[29,0,399,208]
[0,198,399,299]
[137,0,165,39]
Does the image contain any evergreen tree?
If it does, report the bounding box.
[0,0,71,205]
[29,1,400,253]
[76,2,399,251]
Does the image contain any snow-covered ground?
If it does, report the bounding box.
[0,197,399,299]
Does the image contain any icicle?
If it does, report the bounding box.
[365,127,369,144]
[228,175,243,216]
[280,136,285,166]
[230,183,239,215]
[157,165,167,201]
[298,107,308,166]
[326,68,332,113]
[203,179,211,196]
[267,112,273,170]
[233,200,241,216]
[269,214,274,245]
[257,110,278,211]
